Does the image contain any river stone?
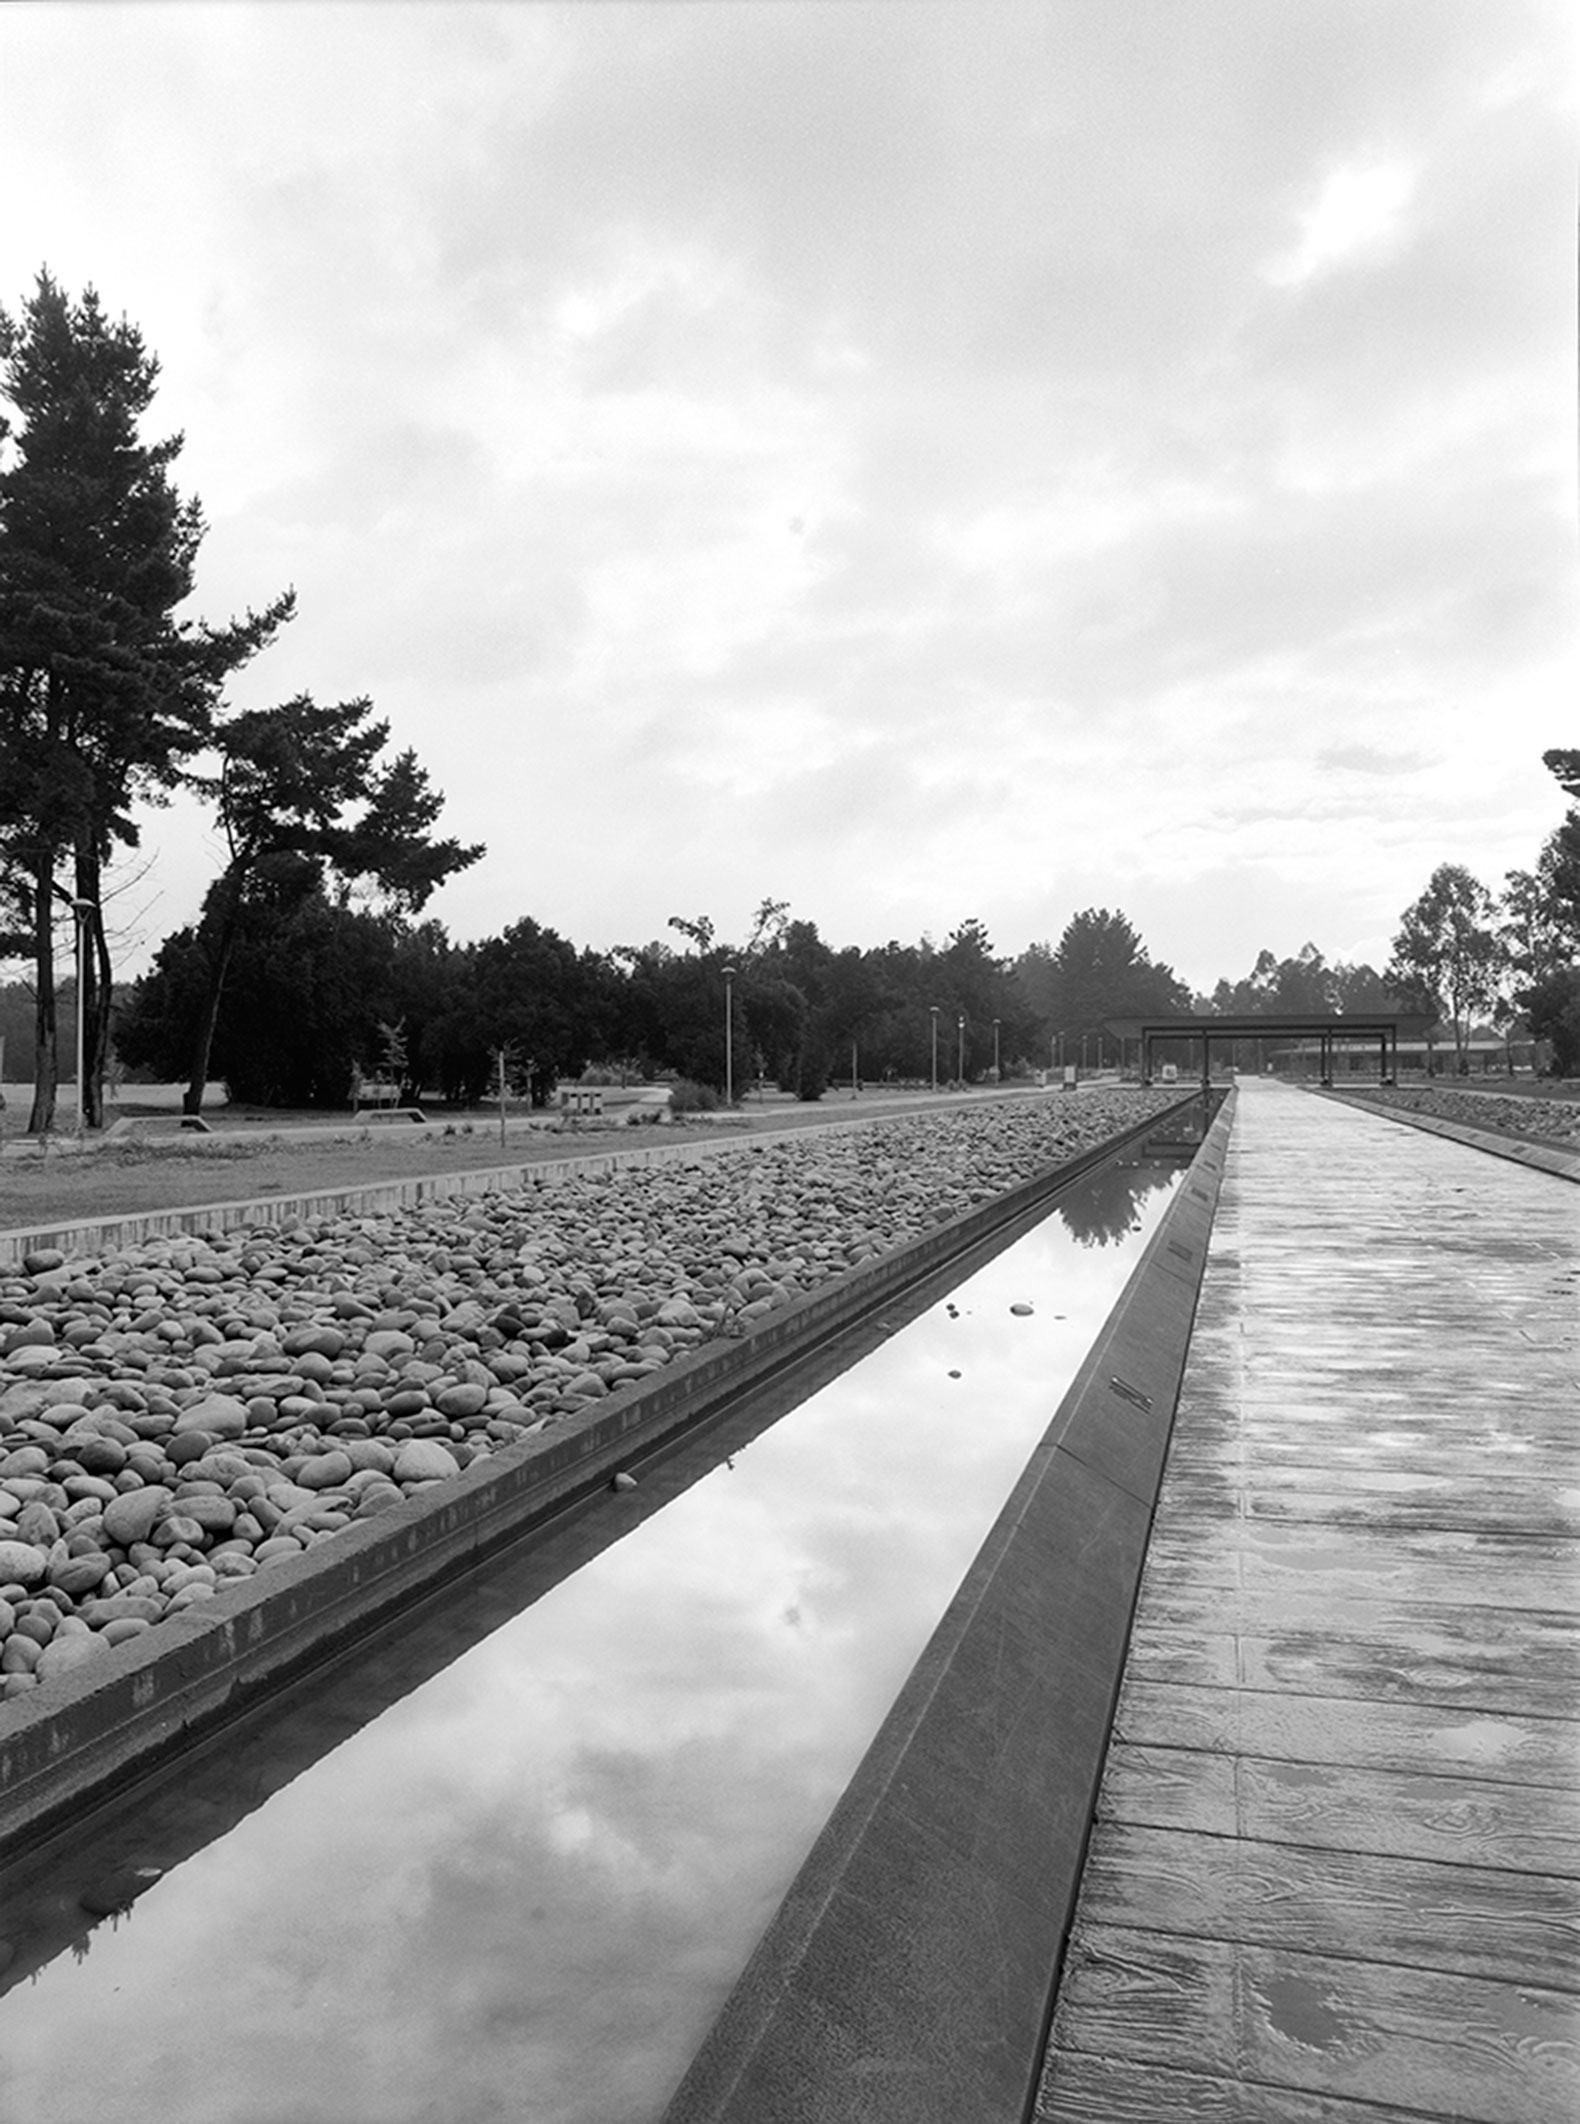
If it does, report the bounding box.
[75,1436,128,1476]
[353,1484,404,1518]
[0,1540,46,1587]
[180,1495,237,1535]
[434,1383,488,1419]
[30,1401,94,1431]
[14,1501,60,1547]
[100,1616,153,1647]
[392,1439,460,1483]
[47,1553,112,1596]
[102,1486,172,1548]
[0,1446,50,1480]
[364,1330,415,1361]
[297,1450,353,1492]
[341,1438,395,1475]
[5,1347,60,1374]
[154,1514,209,1548]
[35,1632,109,1681]
[173,1394,249,1440]
[81,1593,165,1626]
[282,1325,346,1359]
[3,1320,55,1352]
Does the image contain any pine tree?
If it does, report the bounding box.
[179,694,483,1113]
[0,269,290,1129]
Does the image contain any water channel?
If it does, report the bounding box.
[0,1116,1202,2124]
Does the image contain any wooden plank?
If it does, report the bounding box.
[1235,1753,1580,1880]
[1075,1819,1580,1988]
[1165,1435,1574,1481]
[1050,1925,1580,2124]
[1036,2050,1476,2123]
[1139,1525,1579,1612]
[1123,1607,1579,1718]
[1239,1484,1580,1539]
[1114,1679,1580,1790]
[1099,1743,1580,1877]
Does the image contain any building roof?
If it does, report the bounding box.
[1103,1012,1436,1041]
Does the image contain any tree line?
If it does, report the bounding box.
[1376,751,1580,1075]
[4,270,1576,1127]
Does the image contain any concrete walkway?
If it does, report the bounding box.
[1035,1076,1580,2123]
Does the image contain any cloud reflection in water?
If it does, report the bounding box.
[0,1161,1182,2124]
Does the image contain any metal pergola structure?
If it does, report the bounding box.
[1103,1013,1433,1090]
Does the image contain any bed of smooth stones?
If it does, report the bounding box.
[0,1088,1181,1709]
[1340,1081,1580,1146]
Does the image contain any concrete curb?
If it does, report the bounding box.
[0,1097,1196,1855]
[1312,1088,1580,1183]
[658,1090,1236,2124]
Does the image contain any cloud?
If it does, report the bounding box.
[1318,743,1440,777]
[1266,159,1419,288]
[0,0,1574,997]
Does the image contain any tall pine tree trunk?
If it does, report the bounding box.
[26,857,58,1134]
[77,846,111,1129]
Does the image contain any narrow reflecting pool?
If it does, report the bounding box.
[0,1134,1192,2124]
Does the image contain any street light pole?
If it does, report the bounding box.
[992,1016,1000,1083]
[957,1013,965,1086]
[929,1006,939,1093]
[721,963,738,1106]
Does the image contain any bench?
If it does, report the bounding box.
[353,1075,426,1124]
[352,1076,402,1111]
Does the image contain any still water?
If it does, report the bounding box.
[0,1137,1190,2124]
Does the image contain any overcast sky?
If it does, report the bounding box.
[2,0,1575,995]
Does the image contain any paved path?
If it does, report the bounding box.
[1035,1076,1580,2124]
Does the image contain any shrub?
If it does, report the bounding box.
[669,1078,722,1115]
[793,1044,829,1102]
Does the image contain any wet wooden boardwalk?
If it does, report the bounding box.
[1035,1077,1580,2124]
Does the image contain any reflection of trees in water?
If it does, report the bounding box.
[1053,1159,1176,1247]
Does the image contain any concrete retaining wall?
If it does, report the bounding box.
[0,1099,1197,1854]
[661,1090,1236,2124]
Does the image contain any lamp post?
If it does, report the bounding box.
[992,1016,1001,1083]
[929,1006,939,1093]
[851,1036,858,1100]
[721,963,738,1106]
[956,1013,965,1086]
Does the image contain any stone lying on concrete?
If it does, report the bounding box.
[0,1091,1180,1705]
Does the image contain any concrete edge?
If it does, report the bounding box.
[657,1088,1237,2124]
[1311,1087,1580,1183]
[0,1091,1043,1266]
[0,1096,1198,1854]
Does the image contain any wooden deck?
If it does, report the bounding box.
[1035,1076,1580,2124]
